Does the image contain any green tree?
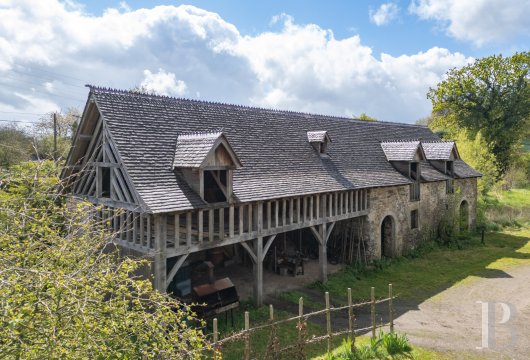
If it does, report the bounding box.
[0,124,33,168]
[427,52,530,176]
[33,108,80,160]
[357,113,378,121]
[0,161,207,358]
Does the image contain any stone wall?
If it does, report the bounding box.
[366,177,478,259]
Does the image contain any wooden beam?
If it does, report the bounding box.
[262,235,277,261]
[267,201,271,229]
[174,213,180,247]
[165,254,189,288]
[153,214,167,292]
[208,209,214,242]
[229,205,234,239]
[186,212,192,246]
[198,210,204,243]
[219,207,225,240]
[240,241,257,263]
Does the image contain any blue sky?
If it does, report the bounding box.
[0,0,529,125]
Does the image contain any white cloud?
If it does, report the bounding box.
[370,3,400,26]
[0,0,473,124]
[409,0,530,46]
[140,69,187,96]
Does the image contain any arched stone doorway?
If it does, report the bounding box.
[381,215,395,258]
[460,200,469,231]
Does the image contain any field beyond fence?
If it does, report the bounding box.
[206,285,395,359]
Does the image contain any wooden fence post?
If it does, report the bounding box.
[213,318,220,360]
[348,288,355,349]
[325,291,331,352]
[244,311,250,360]
[389,283,394,333]
[297,296,305,357]
[270,304,274,321]
[371,287,376,339]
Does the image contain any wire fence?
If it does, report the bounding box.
[206,285,395,359]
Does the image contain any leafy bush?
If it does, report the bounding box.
[0,161,207,359]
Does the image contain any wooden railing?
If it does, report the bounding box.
[99,189,370,256]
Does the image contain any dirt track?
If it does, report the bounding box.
[394,263,530,359]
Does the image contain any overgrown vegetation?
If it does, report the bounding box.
[327,331,412,360]
[0,161,207,358]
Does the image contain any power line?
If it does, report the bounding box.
[0,111,46,116]
[20,65,89,83]
[10,69,86,89]
[0,82,85,103]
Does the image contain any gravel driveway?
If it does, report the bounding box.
[394,263,530,359]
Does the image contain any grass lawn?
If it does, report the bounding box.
[319,227,530,303]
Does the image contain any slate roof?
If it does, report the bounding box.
[307,131,331,143]
[173,131,223,168]
[454,160,482,178]
[422,141,457,160]
[86,86,480,213]
[420,162,450,182]
[380,141,421,161]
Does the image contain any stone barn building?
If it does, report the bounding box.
[62,86,481,305]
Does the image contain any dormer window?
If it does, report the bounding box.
[307,131,332,156]
[381,141,425,201]
[173,132,242,203]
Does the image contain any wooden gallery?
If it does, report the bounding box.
[62,86,481,310]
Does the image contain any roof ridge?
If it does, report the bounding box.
[86,84,429,128]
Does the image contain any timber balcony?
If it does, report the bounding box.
[96,189,369,257]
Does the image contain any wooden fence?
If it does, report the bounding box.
[207,284,395,359]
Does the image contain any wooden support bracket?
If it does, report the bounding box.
[165,254,189,288]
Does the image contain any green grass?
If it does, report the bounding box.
[319,228,530,302]
[277,290,322,309]
[481,188,530,229]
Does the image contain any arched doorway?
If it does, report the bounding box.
[381,216,395,258]
[460,200,469,231]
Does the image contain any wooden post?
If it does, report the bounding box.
[219,207,225,240]
[153,214,167,293]
[229,205,234,239]
[289,198,294,225]
[325,291,331,352]
[239,206,244,236]
[270,304,274,321]
[371,287,376,338]
[174,213,179,247]
[348,288,354,346]
[186,212,192,246]
[198,210,203,243]
[213,318,219,360]
[244,311,250,360]
[209,209,214,242]
[319,223,328,283]
[389,283,394,333]
[253,237,264,306]
[298,296,304,351]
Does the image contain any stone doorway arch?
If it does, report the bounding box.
[460,200,469,231]
[381,215,395,258]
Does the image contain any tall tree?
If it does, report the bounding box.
[427,52,530,175]
[0,124,33,168]
[32,108,81,160]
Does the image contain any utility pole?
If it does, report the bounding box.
[53,112,57,161]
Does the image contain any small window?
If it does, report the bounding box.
[410,162,418,181]
[446,161,453,175]
[101,167,111,198]
[446,179,454,194]
[411,210,418,229]
[204,170,228,203]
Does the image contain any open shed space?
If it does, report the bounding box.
[216,257,342,301]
